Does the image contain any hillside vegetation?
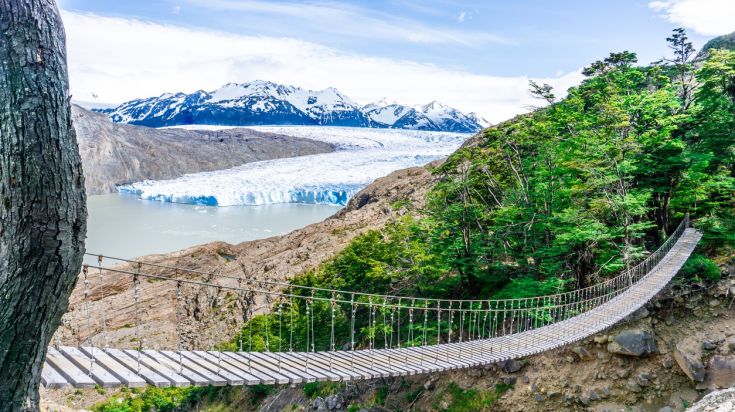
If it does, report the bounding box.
[91,29,735,412]
[224,29,735,354]
[292,30,734,301]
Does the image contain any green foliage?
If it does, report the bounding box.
[92,386,219,412]
[679,254,721,281]
[303,382,342,399]
[375,385,388,405]
[229,29,733,353]
[437,382,506,411]
[248,384,275,406]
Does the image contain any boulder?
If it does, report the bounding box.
[673,347,705,383]
[636,373,651,387]
[626,307,650,322]
[572,346,595,361]
[703,340,718,351]
[728,338,735,352]
[502,359,524,373]
[704,355,735,389]
[607,329,658,357]
[626,379,642,393]
[578,393,590,406]
[325,394,343,410]
[503,376,517,386]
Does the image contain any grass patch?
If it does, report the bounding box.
[390,199,412,211]
[91,386,221,412]
[435,382,509,412]
[303,382,342,399]
[248,384,275,406]
[375,385,388,405]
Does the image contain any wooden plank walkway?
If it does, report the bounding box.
[41,228,701,388]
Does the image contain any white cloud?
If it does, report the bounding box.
[457,11,467,23]
[649,0,735,36]
[61,11,582,123]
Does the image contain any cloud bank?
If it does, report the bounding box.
[62,11,582,123]
[649,0,735,36]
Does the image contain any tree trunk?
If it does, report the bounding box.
[0,1,87,410]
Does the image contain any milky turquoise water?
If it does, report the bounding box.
[85,194,339,263]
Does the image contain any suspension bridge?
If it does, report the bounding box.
[40,216,701,389]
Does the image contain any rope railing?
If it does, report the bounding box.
[73,215,691,357]
[83,213,690,311]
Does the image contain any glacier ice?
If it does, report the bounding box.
[119,126,468,207]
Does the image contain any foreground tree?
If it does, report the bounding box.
[0,0,87,410]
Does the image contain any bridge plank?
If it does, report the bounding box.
[207,351,277,385]
[125,350,196,386]
[192,351,263,385]
[154,350,227,386]
[79,347,146,388]
[105,348,171,387]
[322,352,382,380]
[45,348,96,388]
[228,352,293,384]
[171,351,244,386]
[281,352,360,381]
[41,363,69,389]
[58,346,122,388]
[251,352,333,382]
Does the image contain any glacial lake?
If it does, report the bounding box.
[85,194,340,264]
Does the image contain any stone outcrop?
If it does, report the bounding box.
[606,329,658,357]
[673,344,706,383]
[703,355,735,389]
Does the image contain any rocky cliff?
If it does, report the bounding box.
[72,105,333,194]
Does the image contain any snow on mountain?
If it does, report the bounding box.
[99,81,487,132]
[118,126,468,206]
[467,112,492,129]
[362,99,487,133]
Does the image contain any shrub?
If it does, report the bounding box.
[679,254,721,281]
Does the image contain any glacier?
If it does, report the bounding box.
[119,126,469,207]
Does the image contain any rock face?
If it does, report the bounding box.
[572,346,595,361]
[686,387,735,412]
[704,355,735,389]
[673,346,705,383]
[72,105,333,194]
[607,329,658,357]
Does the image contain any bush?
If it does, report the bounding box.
[679,254,721,281]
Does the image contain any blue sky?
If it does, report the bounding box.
[58,0,735,122]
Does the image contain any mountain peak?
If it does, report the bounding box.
[99,80,487,132]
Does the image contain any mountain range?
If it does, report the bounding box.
[97,80,490,133]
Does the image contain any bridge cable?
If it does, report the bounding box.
[81,265,94,377]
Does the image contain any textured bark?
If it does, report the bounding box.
[0,1,87,410]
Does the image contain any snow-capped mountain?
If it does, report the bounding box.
[370,101,487,133]
[99,81,488,133]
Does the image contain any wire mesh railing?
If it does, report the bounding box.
[69,214,691,357]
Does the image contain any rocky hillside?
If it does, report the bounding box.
[73,105,333,194]
[696,31,735,60]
